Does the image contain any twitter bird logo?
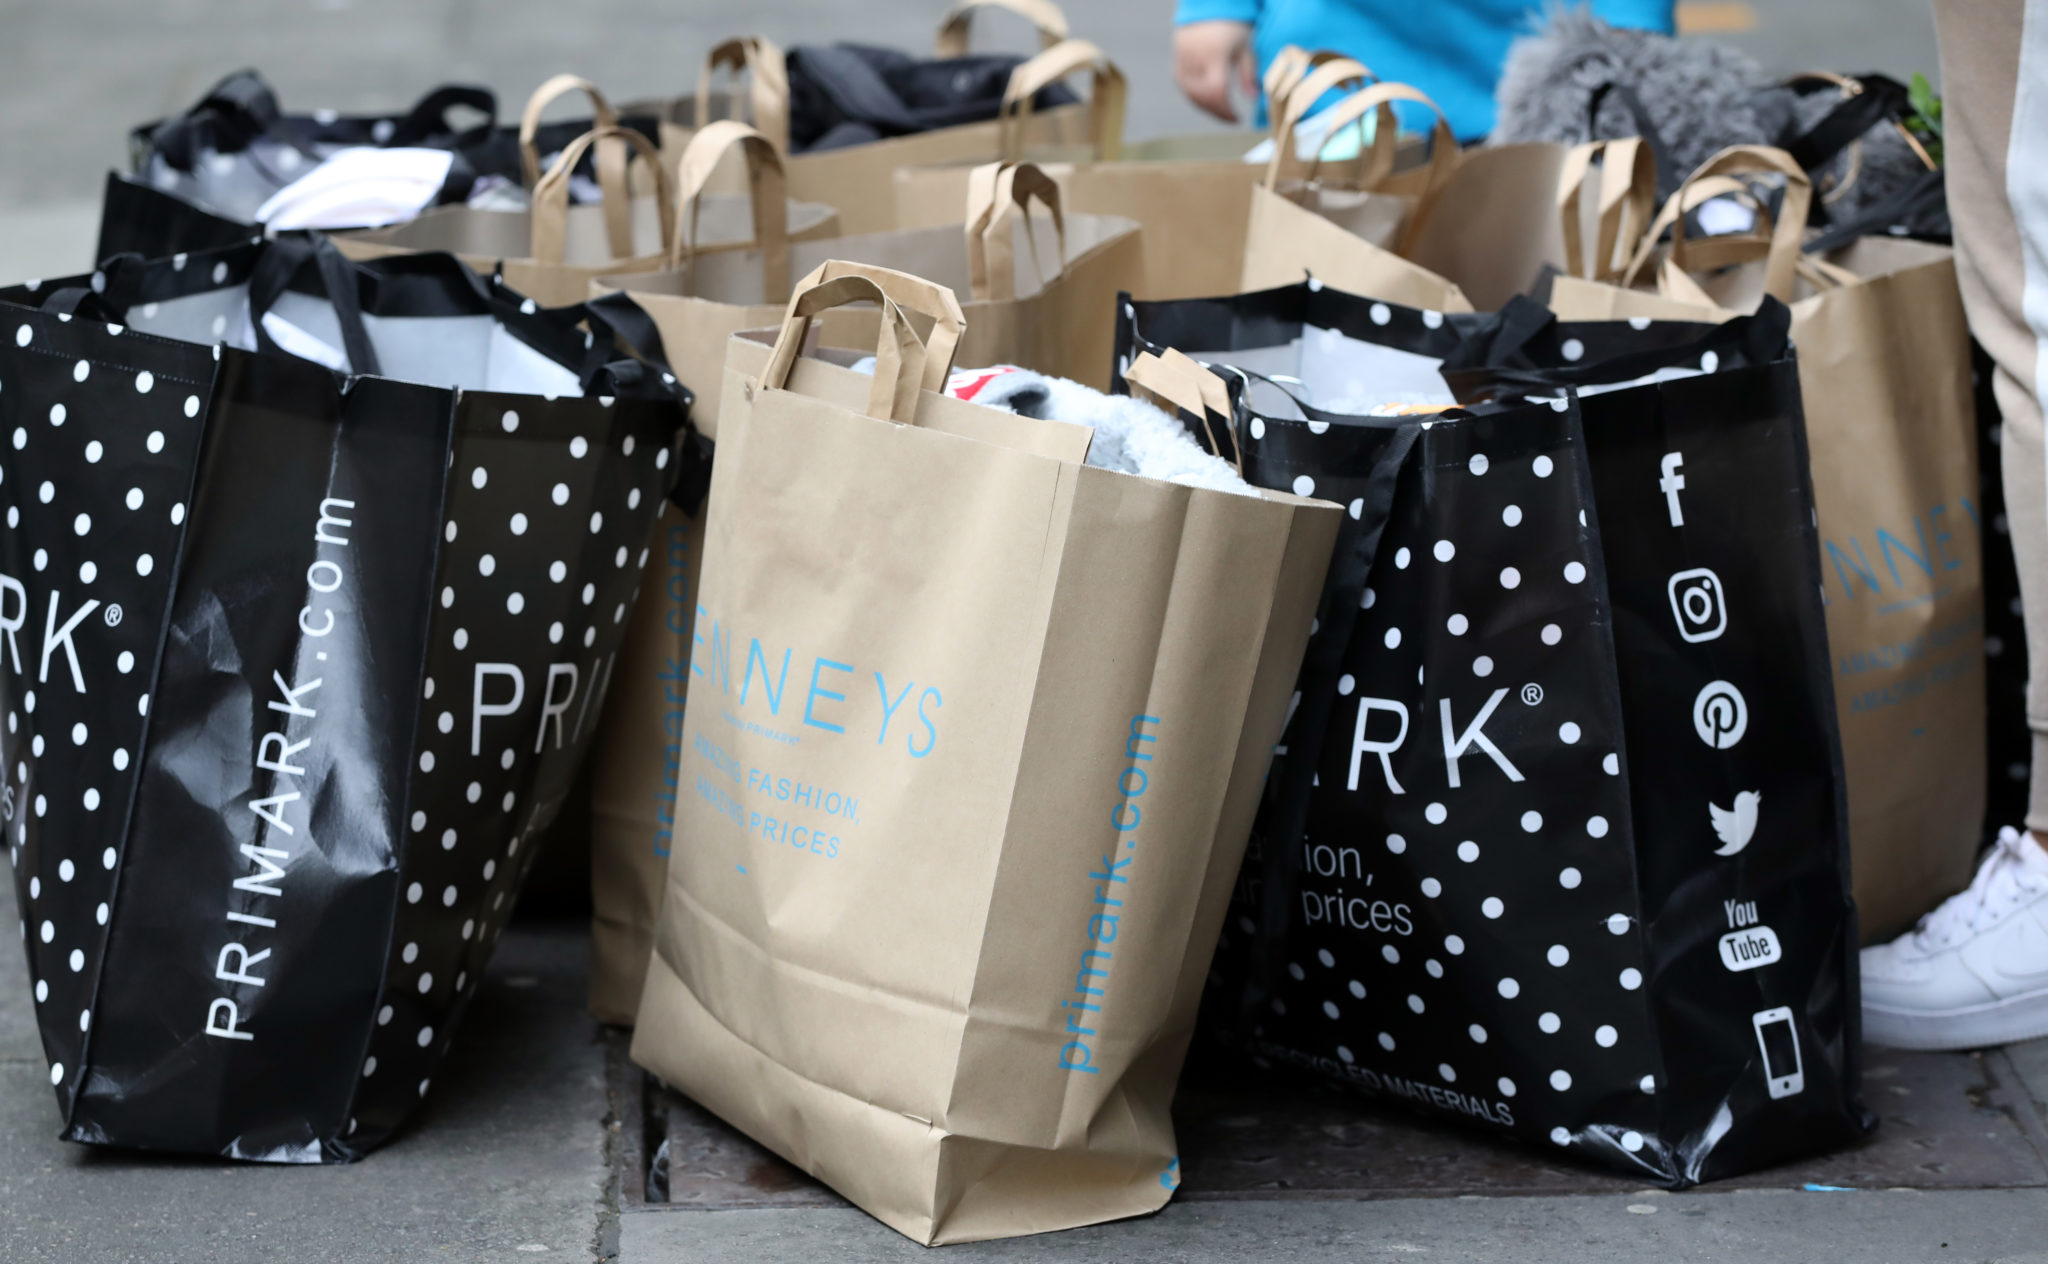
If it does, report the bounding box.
[1710,791,1761,856]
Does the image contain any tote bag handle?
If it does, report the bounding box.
[964,162,1067,302]
[695,37,793,155]
[934,0,1069,56]
[998,39,1125,162]
[668,120,794,302]
[246,235,383,378]
[530,125,674,266]
[761,273,930,424]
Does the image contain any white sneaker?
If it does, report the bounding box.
[1862,827,2048,1050]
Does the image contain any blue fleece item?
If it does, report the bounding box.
[1174,0,1676,141]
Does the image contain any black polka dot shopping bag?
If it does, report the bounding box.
[1115,281,1872,1186]
[0,239,685,1159]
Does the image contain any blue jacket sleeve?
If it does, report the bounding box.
[1174,0,1262,25]
[1589,0,1677,33]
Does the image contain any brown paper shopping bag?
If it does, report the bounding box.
[1548,144,1983,942]
[633,8,1094,236]
[892,40,1272,300]
[1239,78,1566,312]
[598,147,1141,400]
[1238,76,1463,307]
[583,149,1137,1022]
[628,262,1339,1242]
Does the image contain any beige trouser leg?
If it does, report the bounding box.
[1936,0,2048,831]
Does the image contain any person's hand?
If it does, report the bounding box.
[1174,20,1255,123]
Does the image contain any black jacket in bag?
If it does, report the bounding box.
[0,242,686,1159]
[784,44,1076,152]
[1115,284,1869,1185]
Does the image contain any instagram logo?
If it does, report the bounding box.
[1667,568,1728,643]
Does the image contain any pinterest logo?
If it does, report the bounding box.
[1692,680,1748,750]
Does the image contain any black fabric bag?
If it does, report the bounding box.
[124,69,659,240]
[1115,284,1870,1185]
[784,44,1075,152]
[0,241,686,1159]
[95,174,259,270]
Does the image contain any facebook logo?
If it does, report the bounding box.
[1659,453,1686,527]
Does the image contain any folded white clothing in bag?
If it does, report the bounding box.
[254,146,455,230]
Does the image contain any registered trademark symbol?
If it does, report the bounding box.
[1520,683,1543,706]
[103,604,122,627]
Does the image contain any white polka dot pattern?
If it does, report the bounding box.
[0,305,210,1113]
[1192,377,1660,1166]
[348,389,670,1141]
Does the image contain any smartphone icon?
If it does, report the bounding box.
[1752,1006,1804,1099]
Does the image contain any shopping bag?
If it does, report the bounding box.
[635,10,1096,235]
[122,69,661,246]
[1237,78,1567,312]
[582,140,1136,1020]
[1116,280,1869,1184]
[597,140,1140,407]
[891,41,1274,300]
[1547,144,1983,943]
[627,262,1340,1242]
[340,110,840,308]
[97,173,259,269]
[0,239,684,1159]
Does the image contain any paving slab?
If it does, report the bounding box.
[0,879,613,1264]
[618,1189,2048,1264]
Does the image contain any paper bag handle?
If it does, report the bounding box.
[787,260,965,390]
[964,162,1067,302]
[531,125,674,266]
[1615,173,1765,288]
[695,37,792,155]
[1659,145,1813,303]
[999,39,1125,163]
[669,120,794,301]
[763,275,928,424]
[519,74,633,257]
[519,74,620,185]
[1557,139,1657,283]
[935,0,1069,56]
[1264,48,1372,134]
[1267,58,1392,188]
[1125,348,1242,478]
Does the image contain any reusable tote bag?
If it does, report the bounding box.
[1547,144,1982,943]
[629,262,1340,1243]
[123,69,662,243]
[1116,282,1868,1183]
[0,241,682,1159]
